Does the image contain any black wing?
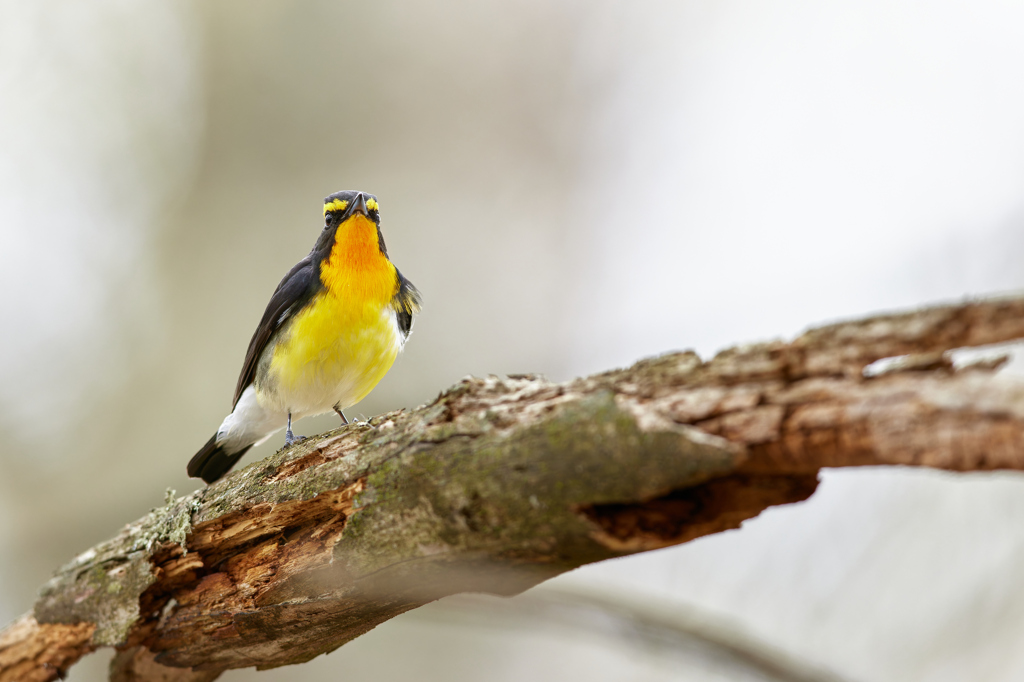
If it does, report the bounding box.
[391,269,422,339]
[232,256,320,407]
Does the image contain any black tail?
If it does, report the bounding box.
[187,435,253,484]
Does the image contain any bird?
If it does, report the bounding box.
[187,190,420,484]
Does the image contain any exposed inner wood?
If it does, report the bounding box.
[0,615,94,682]
[579,473,821,552]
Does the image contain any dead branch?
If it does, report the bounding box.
[420,585,853,682]
[3,294,1024,682]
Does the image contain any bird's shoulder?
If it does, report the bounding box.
[390,269,421,339]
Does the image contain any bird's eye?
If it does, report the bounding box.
[324,213,333,227]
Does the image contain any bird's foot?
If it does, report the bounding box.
[284,412,307,445]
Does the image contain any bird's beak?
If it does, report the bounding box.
[351,193,369,217]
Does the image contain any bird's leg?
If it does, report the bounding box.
[285,412,296,445]
[334,406,349,425]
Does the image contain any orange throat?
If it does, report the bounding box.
[320,215,396,299]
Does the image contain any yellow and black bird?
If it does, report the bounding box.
[187,190,420,483]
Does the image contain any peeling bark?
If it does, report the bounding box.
[4,295,1024,681]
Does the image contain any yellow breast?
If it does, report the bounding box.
[261,215,401,416]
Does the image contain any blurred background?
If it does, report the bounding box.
[2,1,1024,680]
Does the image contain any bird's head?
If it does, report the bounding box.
[313,190,389,262]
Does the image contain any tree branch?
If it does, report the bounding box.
[419,585,854,682]
[4,295,1024,681]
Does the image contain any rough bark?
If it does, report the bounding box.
[3,294,1024,681]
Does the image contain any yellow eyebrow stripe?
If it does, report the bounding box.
[365,197,379,212]
[324,198,348,215]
